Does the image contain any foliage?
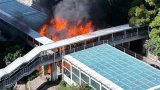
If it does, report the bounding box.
[149,12,160,29]
[0,42,23,68]
[128,4,156,27]
[57,81,91,90]
[27,71,40,81]
[146,29,160,56]
[129,0,160,56]
[2,45,23,66]
[145,0,160,7]
[144,39,160,55]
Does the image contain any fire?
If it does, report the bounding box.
[38,17,93,74]
[39,17,93,41]
[39,24,47,36]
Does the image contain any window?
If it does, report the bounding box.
[72,66,79,76]
[81,73,89,84]
[72,73,80,84]
[91,79,100,90]
[72,66,80,84]
[63,67,71,78]
[63,61,71,78]
[101,86,108,90]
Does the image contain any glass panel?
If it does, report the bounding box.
[81,73,89,84]
[101,86,107,90]
[72,73,80,84]
[64,67,70,78]
[81,80,87,84]
[91,79,100,90]
[72,67,79,76]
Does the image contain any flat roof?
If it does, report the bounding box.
[65,44,160,90]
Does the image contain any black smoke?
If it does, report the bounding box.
[53,0,109,29]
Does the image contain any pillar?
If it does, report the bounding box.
[112,34,114,41]
[41,66,45,76]
[142,39,146,54]
[41,65,48,76]
[51,63,57,82]
[124,30,126,38]
[128,42,130,49]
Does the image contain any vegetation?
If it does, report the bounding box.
[0,36,32,68]
[129,0,160,56]
[57,81,91,90]
[0,42,23,68]
[3,45,23,66]
[27,71,40,81]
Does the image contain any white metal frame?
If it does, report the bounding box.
[81,71,90,84]
[90,77,101,90]
[64,55,123,90]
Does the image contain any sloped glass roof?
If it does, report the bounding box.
[0,0,47,30]
[70,44,160,90]
[0,0,35,16]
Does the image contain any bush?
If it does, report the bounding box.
[27,71,40,81]
[57,81,91,90]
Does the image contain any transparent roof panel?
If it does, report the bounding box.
[0,0,36,16]
[24,12,47,30]
[0,0,47,30]
[71,44,160,90]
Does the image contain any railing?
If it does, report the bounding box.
[115,45,144,60]
[0,54,57,88]
[0,27,148,89]
[62,30,147,57]
[115,45,160,67]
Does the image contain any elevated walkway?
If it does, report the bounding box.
[0,26,148,89]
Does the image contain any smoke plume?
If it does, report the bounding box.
[54,0,90,23]
[53,0,108,28]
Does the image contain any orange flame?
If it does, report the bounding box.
[39,24,47,36]
[39,17,93,41]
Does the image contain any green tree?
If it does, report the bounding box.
[57,81,91,90]
[129,0,160,56]
[1,45,23,67]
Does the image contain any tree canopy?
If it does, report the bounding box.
[129,0,160,56]
[0,43,23,68]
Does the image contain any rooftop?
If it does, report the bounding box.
[0,0,47,30]
[66,44,160,90]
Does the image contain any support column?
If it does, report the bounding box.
[51,63,57,82]
[98,37,101,42]
[62,58,64,80]
[41,66,45,76]
[137,28,139,36]
[142,39,146,54]
[128,42,130,49]
[59,48,62,56]
[124,30,127,38]
[112,34,114,41]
